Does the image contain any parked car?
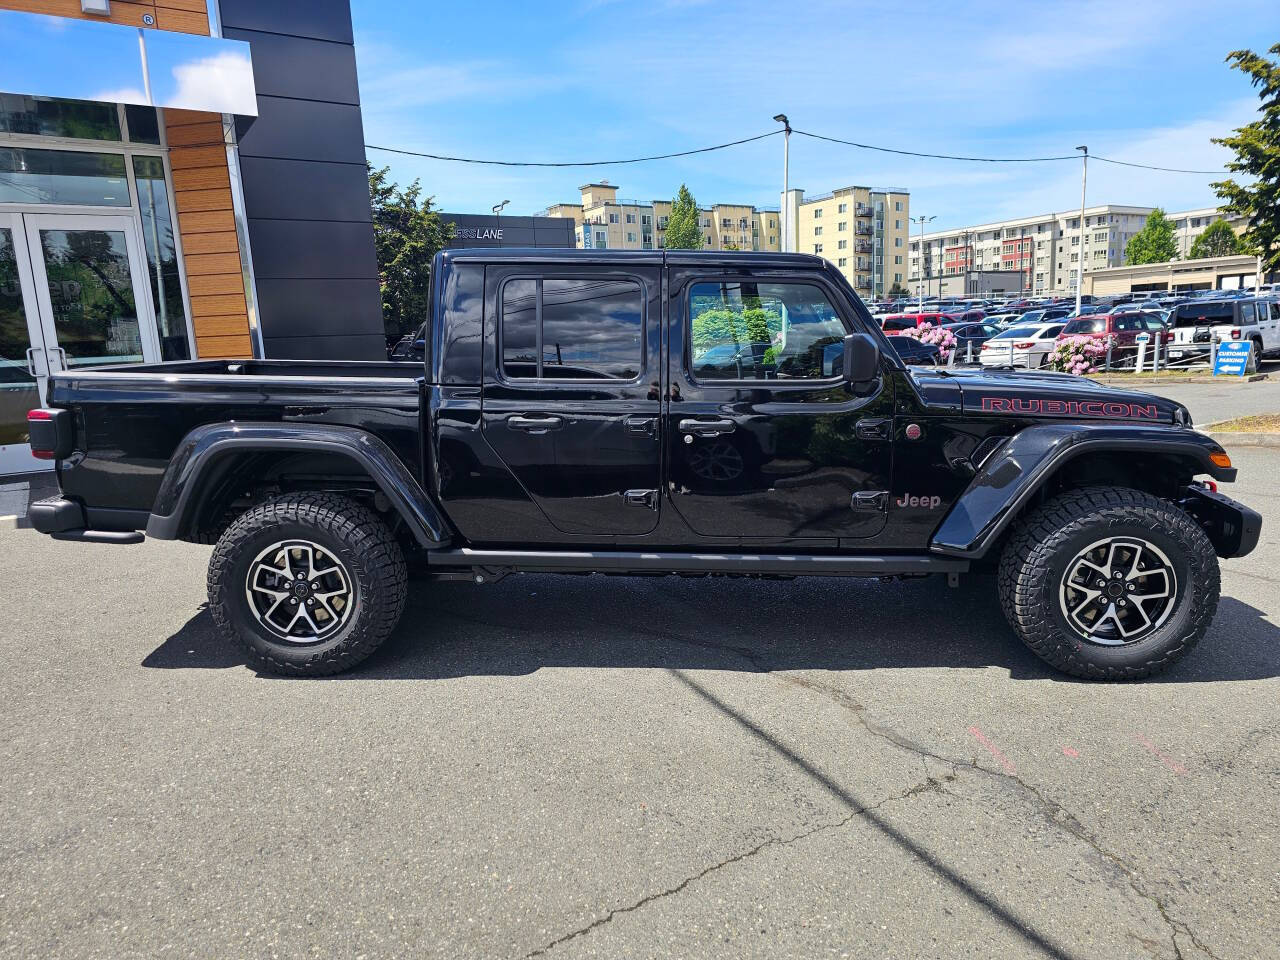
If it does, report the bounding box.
[987,312,1025,329]
[1167,297,1280,363]
[1058,311,1172,354]
[939,321,1002,362]
[1018,306,1073,326]
[885,336,942,366]
[24,248,1260,682]
[980,322,1066,368]
[881,312,951,332]
[942,308,987,323]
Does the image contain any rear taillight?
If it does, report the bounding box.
[1231,329,1242,340]
[27,408,73,460]
[1013,342,1034,349]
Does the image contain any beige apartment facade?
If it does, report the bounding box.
[909,205,1251,298]
[783,186,910,298]
[539,182,782,254]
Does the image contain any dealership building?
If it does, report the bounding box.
[0,0,392,475]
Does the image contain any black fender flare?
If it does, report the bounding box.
[145,422,451,548]
[930,423,1235,559]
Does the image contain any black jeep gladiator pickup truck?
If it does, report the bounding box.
[27,249,1261,679]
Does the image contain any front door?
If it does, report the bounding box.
[0,217,47,475]
[480,262,664,540]
[666,267,894,547]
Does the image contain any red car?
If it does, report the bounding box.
[1057,311,1172,350]
[881,312,950,334]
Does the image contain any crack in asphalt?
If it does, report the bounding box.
[521,775,950,959]
[770,672,1226,960]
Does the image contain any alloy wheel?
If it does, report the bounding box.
[1058,536,1177,645]
[244,539,354,643]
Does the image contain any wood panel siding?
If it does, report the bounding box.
[1,0,255,359]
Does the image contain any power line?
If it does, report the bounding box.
[791,129,1079,163]
[1090,155,1225,175]
[364,130,781,167]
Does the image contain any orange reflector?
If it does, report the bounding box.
[1210,452,1232,469]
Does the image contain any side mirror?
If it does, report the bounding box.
[842,333,880,385]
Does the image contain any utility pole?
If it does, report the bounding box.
[773,114,790,252]
[1075,146,1087,315]
[911,215,935,311]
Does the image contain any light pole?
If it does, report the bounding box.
[911,215,935,311]
[1075,146,1087,315]
[773,114,790,252]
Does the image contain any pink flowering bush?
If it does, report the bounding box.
[1045,334,1113,375]
[899,322,958,362]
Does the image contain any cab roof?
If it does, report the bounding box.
[439,247,828,269]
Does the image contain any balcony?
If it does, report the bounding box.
[855,204,873,217]
[855,240,873,254]
[855,223,874,236]
[856,276,872,289]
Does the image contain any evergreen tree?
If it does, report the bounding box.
[1124,209,1178,265]
[664,184,703,249]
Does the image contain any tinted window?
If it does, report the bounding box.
[502,277,643,380]
[882,316,915,331]
[1062,318,1104,335]
[1174,302,1234,327]
[690,281,847,381]
[1240,302,1256,324]
[992,326,1036,340]
[1113,314,1143,332]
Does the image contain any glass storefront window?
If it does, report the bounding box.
[124,105,160,145]
[133,156,189,360]
[0,95,121,141]
[0,147,130,206]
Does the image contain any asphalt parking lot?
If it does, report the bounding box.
[2,447,1277,959]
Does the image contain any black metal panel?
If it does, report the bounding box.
[442,213,576,250]
[235,96,367,163]
[218,0,354,43]
[255,278,382,338]
[223,28,359,105]
[261,334,388,361]
[239,157,372,222]
[247,220,377,279]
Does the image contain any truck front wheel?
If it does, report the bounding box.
[998,486,1219,679]
[208,493,407,676]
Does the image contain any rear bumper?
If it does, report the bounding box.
[28,496,145,544]
[1180,485,1262,559]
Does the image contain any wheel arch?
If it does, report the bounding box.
[146,422,452,548]
[931,423,1235,560]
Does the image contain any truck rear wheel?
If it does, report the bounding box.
[208,493,407,676]
[997,486,1219,679]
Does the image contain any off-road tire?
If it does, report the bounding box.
[998,486,1219,679]
[208,493,407,676]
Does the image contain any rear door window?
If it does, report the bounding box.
[501,276,644,381]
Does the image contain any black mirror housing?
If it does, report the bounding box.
[842,333,880,385]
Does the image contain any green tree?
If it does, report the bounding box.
[368,165,453,346]
[1188,218,1245,259]
[1211,43,1280,274]
[664,184,703,249]
[1124,208,1178,265]
[887,281,910,297]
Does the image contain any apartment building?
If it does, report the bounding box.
[783,186,910,298]
[908,206,1157,297]
[908,205,1251,297]
[539,182,782,253]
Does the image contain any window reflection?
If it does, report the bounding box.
[0,228,38,447]
[133,156,190,360]
[124,105,160,145]
[0,147,130,206]
[0,95,120,141]
[39,229,141,367]
[501,277,643,380]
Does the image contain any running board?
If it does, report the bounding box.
[429,548,968,577]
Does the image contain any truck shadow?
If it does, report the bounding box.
[144,573,1280,683]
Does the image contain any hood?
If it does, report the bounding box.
[909,367,1189,425]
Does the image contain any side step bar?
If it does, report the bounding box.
[429,548,968,578]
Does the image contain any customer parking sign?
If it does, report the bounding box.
[1213,340,1253,377]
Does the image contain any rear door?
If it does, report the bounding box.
[481,262,663,538]
[666,266,894,546]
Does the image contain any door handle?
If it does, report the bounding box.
[855,417,892,441]
[625,416,657,437]
[24,347,39,377]
[51,346,68,370]
[678,418,735,437]
[507,414,563,433]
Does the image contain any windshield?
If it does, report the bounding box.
[1062,318,1105,335]
[1173,302,1236,327]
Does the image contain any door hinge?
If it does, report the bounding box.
[623,489,658,510]
[850,490,889,512]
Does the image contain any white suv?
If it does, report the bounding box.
[1167,297,1280,362]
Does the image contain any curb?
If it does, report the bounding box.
[1086,374,1270,385]
[1203,432,1280,448]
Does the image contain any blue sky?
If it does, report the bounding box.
[352,0,1279,232]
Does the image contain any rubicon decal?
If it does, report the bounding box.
[896,494,942,509]
[980,397,1161,420]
